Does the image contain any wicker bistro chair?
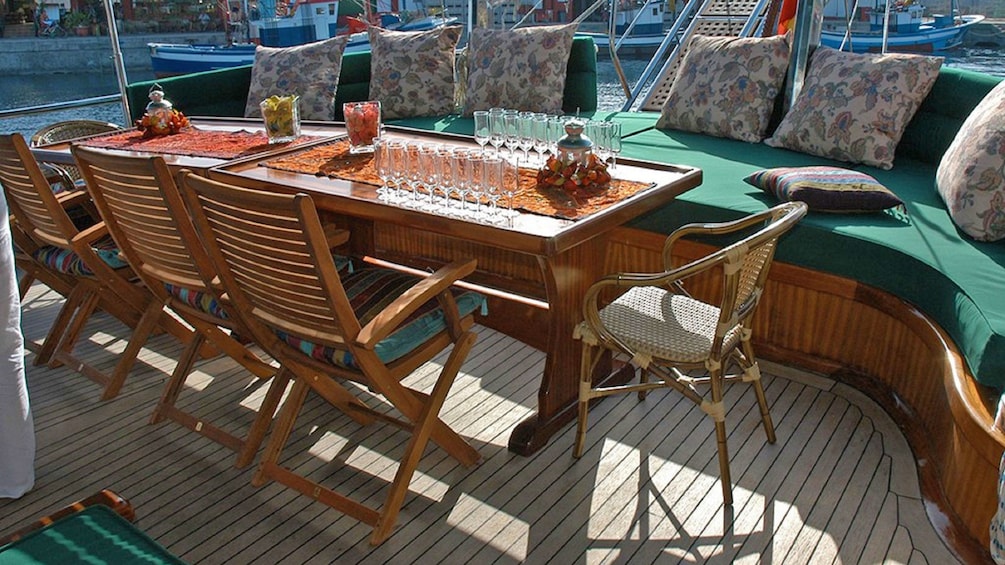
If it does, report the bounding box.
[572,202,807,504]
[0,133,190,400]
[71,146,290,468]
[31,120,123,191]
[178,172,486,545]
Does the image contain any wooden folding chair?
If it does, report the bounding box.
[0,133,189,399]
[572,202,807,504]
[179,171,485,545]
[71,146,290,468]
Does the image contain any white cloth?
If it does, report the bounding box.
[0,192,34,498]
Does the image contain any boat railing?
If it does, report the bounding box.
[0,95,124,121]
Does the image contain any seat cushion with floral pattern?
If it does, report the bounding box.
[277,266,486,368]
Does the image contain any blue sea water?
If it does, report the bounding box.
[1,47,1003,139]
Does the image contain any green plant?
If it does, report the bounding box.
[62,11,91,27]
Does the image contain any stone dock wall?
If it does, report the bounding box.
[0,32,225,75]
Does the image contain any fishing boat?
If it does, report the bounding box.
[148,0,457,77]
[820,0,985,53]
[3,0,1005,562]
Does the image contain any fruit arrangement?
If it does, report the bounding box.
[536,153,612,196]
[344,101,381,149]
[135,108,190,138]
[260,95,300,141]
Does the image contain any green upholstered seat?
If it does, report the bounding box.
[0,505,184,565]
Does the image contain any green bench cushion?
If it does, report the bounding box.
[0,505,185,564]
[621,124,1005,389]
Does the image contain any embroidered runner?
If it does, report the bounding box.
[261,140,655,220]
[78,128,320,160]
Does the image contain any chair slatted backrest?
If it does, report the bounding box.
[70,147,210,295]
[181,174,360,351]
[0,134,78,249]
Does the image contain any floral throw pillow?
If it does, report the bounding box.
[462,23,577,116]
[368,26,463,120]
[655,35,790,143]
[745,166,904,212]
[765,47,942,170]
[936,80,1005,241]
[244,36,348,121]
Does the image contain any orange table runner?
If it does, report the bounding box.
[261,140,655,220]
[78,128,320,160]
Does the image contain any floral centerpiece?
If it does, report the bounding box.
[135,84,189,138]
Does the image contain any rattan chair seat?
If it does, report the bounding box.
[575,287,742,365]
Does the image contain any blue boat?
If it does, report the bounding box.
[148,0,456,77]
[820,0,985,53]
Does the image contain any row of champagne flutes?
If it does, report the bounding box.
[373,137,521,224]
[472,108,624,168]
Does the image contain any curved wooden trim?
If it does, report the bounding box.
[606,226,1005,561]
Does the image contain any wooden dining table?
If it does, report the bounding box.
[33,117,702,456]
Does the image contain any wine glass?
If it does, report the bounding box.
[482,155,505,223]
[532,113,550,165]
[608,122,622,169]
[503,109,521,162]
[419,143,441,210]
[517,112,535,163]
[465,151,486,219]
[403,142,424,207]
[435,144,456,211]
[387,140,408,203]
[373,138,393,201]
[589,121,611,165]
[451,148,473,215]
[548,116,566,157]
[489,108,506,157]
[501,158,520,220]
[473,111,491,155]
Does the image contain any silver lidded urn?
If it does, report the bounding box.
[556,118,593,167]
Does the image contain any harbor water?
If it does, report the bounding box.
[1,47,1003,140]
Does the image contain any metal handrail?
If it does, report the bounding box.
[621,0,703,111]
[0,95,123,120]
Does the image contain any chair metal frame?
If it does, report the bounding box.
[72,146,289,468]
[572,201,807,504]
[0,133,189,399]
[179,171,482,545]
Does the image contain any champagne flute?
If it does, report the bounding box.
[532,113,550,165]
[482,155,505,223]
[473,111,491,155]
[373,138,393,201]
[451,148,472,215]
[608,121,622,169]
[388,140,407,203]
[489,108,506,157]
[419,143,441,210]
[517,111,535,162]
[435,144,456,211]
[403,142,424,207]
[503,109,520,162]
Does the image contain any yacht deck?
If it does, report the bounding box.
[0,282,963,564]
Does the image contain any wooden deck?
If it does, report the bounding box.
[1,282,964,564]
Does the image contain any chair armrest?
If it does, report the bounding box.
[56,188,91,210]
[71,221,109,246]
[662,206,779,269]
[356,259,477,348]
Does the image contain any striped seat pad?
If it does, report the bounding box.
[31,235,128,276]
[164,284,227,319]
[277,266,486,368]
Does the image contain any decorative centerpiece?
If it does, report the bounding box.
[260,95,301,144]
[343,101,381,153]
[135,84,189,138]
[537,119,611,195]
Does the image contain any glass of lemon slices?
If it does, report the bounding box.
[260,95,301,144]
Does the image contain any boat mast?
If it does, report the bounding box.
[880,0,891,52]
[101,0,131,121]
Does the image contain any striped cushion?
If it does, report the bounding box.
[744,166,904,213]
[32,235,128,276]
[164,284,227,319]
[277,266,486,368]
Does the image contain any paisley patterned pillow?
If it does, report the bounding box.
[368,26,463,120]
[244,36,348,121]
[936,80,1005,241]
[462,23,577,116]
[765,47,942,170]
[655,35,790,143]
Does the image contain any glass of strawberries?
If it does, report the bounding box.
[343,101,382,154]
